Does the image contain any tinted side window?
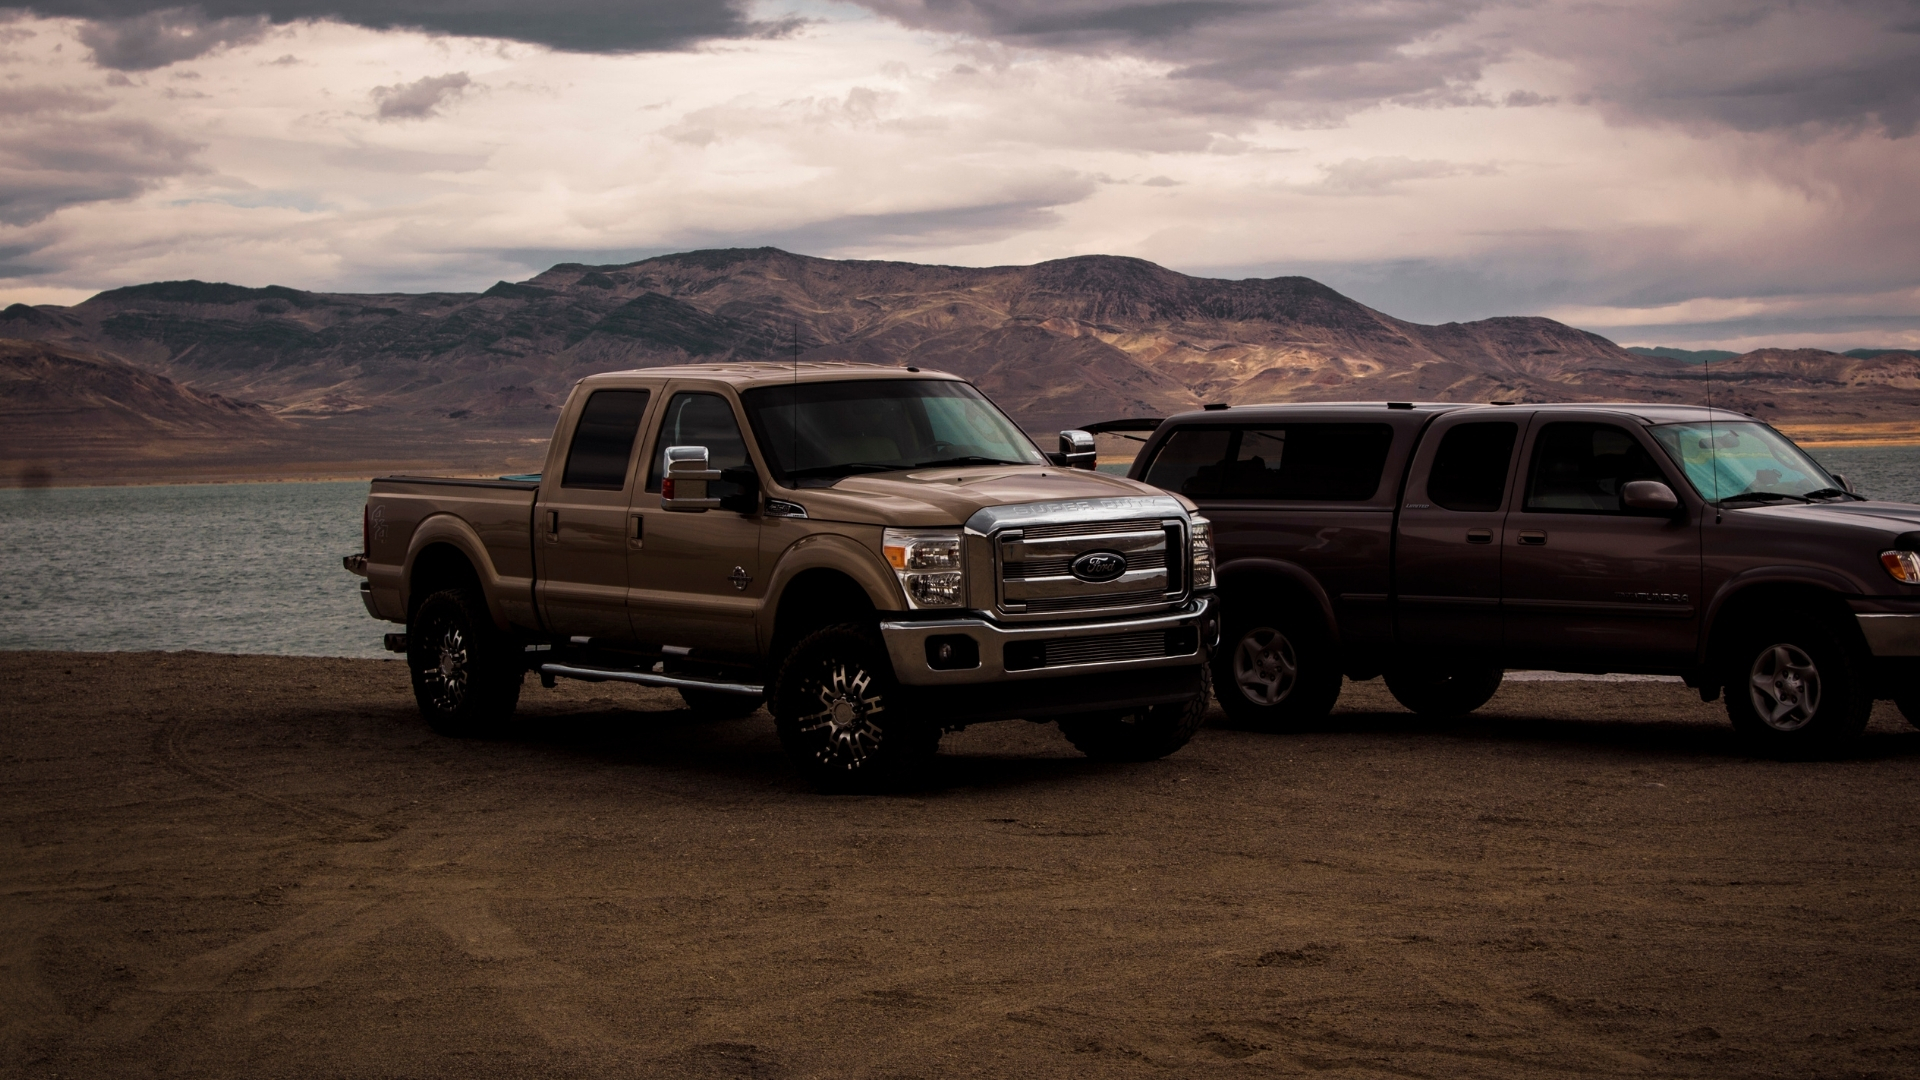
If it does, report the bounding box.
[1143,424,1393,500]
[1427,421,1518,511]
[1524,422,1667,513]
[560,389,650,490]
[646,392,753,497]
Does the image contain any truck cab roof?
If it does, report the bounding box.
[575,361,964,392]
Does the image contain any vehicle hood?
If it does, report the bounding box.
[792,465,1189,526]
[1739,500,1920,538]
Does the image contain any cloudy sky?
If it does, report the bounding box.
[2,0,1916,350]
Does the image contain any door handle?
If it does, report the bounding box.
[1466,529,1493,544]
[629,513,644,548]
[546,509,559,540]
[1518,531,1547,546]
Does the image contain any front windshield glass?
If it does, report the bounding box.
[1648,421,1838,504]
[740,378,1046,485]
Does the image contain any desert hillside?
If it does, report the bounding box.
[2,249,1916,483]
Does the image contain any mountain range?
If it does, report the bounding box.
[3,247,1917,482]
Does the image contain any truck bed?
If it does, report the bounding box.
[362,476,540,625]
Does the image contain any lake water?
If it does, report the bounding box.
[1,445,1916,659]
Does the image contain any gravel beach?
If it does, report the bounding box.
[3,650,1917,1078]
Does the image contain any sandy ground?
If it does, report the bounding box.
[3,651,1919,1079]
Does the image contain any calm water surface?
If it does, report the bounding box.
[0,480,385,658]
[1,446,1916,658]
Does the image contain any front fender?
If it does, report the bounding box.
[760,532,906,635]
[1698,564,1861,665]
[1214,556,1340,644]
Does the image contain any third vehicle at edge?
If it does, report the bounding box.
[1108,400,1920,756]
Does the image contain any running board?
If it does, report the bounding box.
[538,662,763,698]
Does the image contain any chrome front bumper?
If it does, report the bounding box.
[879,594,1216,687]
[1858,613,1920,656]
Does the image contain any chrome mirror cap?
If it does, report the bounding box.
[662,445,722,512]
[1058,429,1097,470]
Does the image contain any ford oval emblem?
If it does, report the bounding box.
[1070,550,1128,583]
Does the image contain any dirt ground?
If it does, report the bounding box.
[3,651,1918,1079]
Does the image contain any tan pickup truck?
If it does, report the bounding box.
[344,363,1218,789]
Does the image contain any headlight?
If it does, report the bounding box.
[1884,550,1920,584]
[1190,515,1215,590]
[884,528,967,608]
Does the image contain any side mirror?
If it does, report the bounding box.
[1058,429,1097,470]
[1621,479,1681,514]
[661,446,721,512]
[1831,472,1854,494]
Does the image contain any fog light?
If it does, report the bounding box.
[925,634,979,670]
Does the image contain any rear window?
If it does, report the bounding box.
[1142,423,1394,501]
[1426,421,1518,512]
[560,389,650,490]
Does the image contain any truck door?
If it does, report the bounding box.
[627,388,766,656]
[535,387,652,641]
[1394,414,1523,656]
[1500,418,1702,669]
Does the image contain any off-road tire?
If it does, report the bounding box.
[1725,620,1872,756]
[1211,604,1341,731]
[1384,664,1504,717]
[771,623,939,792]
[679,687,764,720]
[1059,667,1211,762]
[407,587,523,737]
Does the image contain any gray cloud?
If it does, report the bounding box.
[14,1,795,69]
[73,6,267,69]
[0,98,202,223]
[857,0,1920,137]
[372,71,469,120]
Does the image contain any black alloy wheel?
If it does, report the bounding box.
[772,623,938,792]
[1724,620,1871,756]
[1384,664,1504,717]
[1211,605,1342,731]
[1059,667,1211,762]
[407,587,523,737]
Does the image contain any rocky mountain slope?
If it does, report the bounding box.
[3,250,1916,473]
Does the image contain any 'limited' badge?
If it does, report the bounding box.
[1070,550,1128,583]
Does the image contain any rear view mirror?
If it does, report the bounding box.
[1831,472,1854,494]
[1057,429,1097,470]
[1622,479,1680,514]
[661,445,721,512]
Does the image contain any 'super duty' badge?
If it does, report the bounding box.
[1070,550,1128,583]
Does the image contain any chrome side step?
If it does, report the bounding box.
[538,662,763,698]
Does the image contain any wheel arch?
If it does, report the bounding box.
[767,564,883,667]
[403,515,507,629]
[1214,557,1340,645]
[1701,571,1865,671]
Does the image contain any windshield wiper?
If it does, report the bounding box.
[1802,487,1857,501]
[909,456,1025,469]
[782,462,905,481]
[1718,490,1807,505]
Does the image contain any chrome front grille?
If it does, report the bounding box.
[996,516,1185,617]
[1003,627,1202,671]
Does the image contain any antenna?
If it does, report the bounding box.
[1704,351,1721,523]
[791,320,798,481]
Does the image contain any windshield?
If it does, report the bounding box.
[1648,421,1840,504]
[740,378,1046,485]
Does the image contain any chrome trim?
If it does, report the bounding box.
[879,594,1215,686]
[538,662,764,697]
[1857,613,1920,656]
[964,495,1187,535]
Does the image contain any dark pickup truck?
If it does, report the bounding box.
[1117,402,1920,753]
